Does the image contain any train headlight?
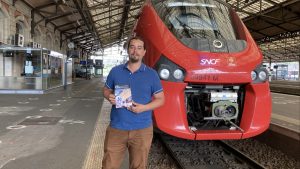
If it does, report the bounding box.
[159,68,170,80]
[258,71,267,81]
[173,69,184,80]
[154,56,186,82]
[251,71,257,80]
[251,65,269,83]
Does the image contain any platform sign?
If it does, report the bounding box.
[80,59,94,66]
[80,61,86,65]
[95,59,103,68]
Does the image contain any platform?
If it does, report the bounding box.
[271,92,300,133]
[0,78,299,169]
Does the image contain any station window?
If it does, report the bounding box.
[16,21,24,35]
[0,10,5,43]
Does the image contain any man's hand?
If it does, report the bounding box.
[127,101,146,113]
[107,94,116,105]
[127,91,164,113]
[103,86,116,105]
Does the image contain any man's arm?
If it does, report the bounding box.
[129,91,165,113]
[103,86,116,105]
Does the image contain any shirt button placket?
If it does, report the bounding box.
[129,72,132,92]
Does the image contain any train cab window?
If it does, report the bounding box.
[152,0,247,53]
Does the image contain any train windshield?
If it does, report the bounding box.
[152,0,246,52]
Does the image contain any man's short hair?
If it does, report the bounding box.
[127,36,146,50]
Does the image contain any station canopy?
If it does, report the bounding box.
[23,0,299,62]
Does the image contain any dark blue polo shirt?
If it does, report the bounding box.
[105,62,163,130]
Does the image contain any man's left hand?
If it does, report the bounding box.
[127,101,146,113]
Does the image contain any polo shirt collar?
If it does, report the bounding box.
[123,62,146,72]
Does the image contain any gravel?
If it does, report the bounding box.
[224,138,300,169]
[148,135,300,169]
[148,137,179,169]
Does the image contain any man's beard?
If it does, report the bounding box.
[129,55,139,63]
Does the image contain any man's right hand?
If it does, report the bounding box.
[103,86,116,105]
[108,94,116,105]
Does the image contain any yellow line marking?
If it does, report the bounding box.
[82,100,111,169]
[272,113,300,126]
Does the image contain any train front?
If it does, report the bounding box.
[136,0,272,140]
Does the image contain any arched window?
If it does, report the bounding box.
[46,33,53,49]
[16,21,24,35]
[15,15,30,46]
[54,38,59,51]
[62,40,66,51]
[15,21,25,46]
[0,10,4,43]
[0,9,9,44]
[34,27,42,44]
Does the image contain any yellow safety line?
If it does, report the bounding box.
[272,113,300,126]
[82,100,111,169]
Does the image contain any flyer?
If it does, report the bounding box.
[115,85,132,108]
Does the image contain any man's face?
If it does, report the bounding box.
[128,39,146,63]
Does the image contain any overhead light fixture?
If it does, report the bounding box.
[67,42,75,49]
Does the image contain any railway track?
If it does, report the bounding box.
[155,133,267,169]
[217,141,266,169]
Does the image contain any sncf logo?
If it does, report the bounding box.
[200,59,220,65]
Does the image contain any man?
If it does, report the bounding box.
[102,36,165,169]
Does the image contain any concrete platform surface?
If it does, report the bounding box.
[0,78,104,169]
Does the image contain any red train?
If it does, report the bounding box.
[132,0,272,140]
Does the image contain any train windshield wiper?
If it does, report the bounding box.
[175,16,207,39]
[175,16,194,38]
